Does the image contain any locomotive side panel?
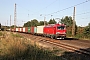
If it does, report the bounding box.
[43,27,56,35]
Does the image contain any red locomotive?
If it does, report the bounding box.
[43,23,66,39]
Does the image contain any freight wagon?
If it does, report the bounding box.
[28,27,31,33]
[36,26,45,35]
[20,28,22,32]
[30,27,34,34]
[23,27,28,33]
[16,28,19,32]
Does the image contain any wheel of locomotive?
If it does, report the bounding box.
[42,34,44,37]
[55,36,57,40]
[44,34,46,37]
[62,37,65,39]
[51,35,54,39]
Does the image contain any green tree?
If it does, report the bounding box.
[31,19,39,26]
[39,21,44,25]
[61,16,73,27]
[48,19,56,24]
[24,21,31,27]
[83,23,90,37]
[39,21,48,25]
[24,19,39,27]
[61,16,77,36]
[11,25,17,28]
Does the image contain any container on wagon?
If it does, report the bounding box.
[20,28,22,32]
[11,28,14,32]
[16,28,18,32]
[30,27,34,34]
[28,27,31,33]
[10,28,11,31]
[23,27,28,33]
[10,28,13,31]
[14,28,16,32]
[34,27,37,33]
[18,28,20,32]
[37,25,45,34]
[25,27,28,33]
[12,29,14,32]
[23,27,25,32]
[21,28,23,32]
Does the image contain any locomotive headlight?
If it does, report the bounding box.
[61,32,66,34]
[63,32,66,34]
[56,32,66,34]
[56,32,60,34]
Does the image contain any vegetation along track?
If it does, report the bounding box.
[18,32,90,56]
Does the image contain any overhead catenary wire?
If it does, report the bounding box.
[15,0,90,18]
[79,17,90,19]
[53,10,90,19]
[14,0,90,23]
[37,0,58,14]
[45,0,90,16]
[16,0,58,16]
[76,11,90,16]
[70,11,90,17]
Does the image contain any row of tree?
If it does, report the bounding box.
[23,19,57,27]
[24,16,73,27]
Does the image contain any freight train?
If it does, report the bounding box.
[10,23,66,39]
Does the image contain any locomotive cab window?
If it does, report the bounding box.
[57,26,65,30]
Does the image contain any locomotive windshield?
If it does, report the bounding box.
[57,26,65,30]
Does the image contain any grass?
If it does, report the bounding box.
[0,31,64,60]
[73,34,90,40]
[0,32,3,36]
[1,31,89,60]
[11,33,23,38]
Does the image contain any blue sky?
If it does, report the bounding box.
[0,0,90,27]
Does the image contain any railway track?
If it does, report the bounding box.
[40,39,90,55]
[19,33,90,56]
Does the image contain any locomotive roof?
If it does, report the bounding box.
[45,23,65,27]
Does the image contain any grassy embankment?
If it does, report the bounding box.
[0,31,89,60]
[0,31,64,60]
